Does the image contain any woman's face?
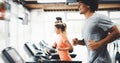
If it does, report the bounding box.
[78,2,89,14]
[55,27,61,34]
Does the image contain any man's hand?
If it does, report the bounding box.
[72,38,79,46]
[88,40,102,51]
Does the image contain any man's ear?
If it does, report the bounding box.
[87,5,90,8]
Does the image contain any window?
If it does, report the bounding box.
[37,0,66,3]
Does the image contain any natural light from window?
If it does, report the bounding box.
[37,0,66,3]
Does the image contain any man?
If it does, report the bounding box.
[72,0,120,63]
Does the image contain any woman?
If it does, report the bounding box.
[53,22,73,61]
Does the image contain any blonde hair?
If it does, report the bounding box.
[55,23,67,32]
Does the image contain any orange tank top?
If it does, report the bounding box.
[56,34,72,61]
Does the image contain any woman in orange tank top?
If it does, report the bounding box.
[53,21,73,61]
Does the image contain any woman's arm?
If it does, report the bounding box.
[52,42,57,49]
[58,40,73,51]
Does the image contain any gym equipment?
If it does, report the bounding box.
[114,42,120,63]
[43,60,82,63]
[24,42,49,60]
[24,41,82,63]
[2,47,39,63]
[38,40,76,59]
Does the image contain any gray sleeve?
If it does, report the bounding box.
[98,15,114,31]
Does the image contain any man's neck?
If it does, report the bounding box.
[84,11,94,19]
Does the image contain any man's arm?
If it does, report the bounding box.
[78,39,85,45]
[89,25,120,50]
[99,25,120,44]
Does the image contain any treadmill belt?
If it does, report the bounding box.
[43,60,82,63]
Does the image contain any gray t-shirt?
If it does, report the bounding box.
[82,13,114,63]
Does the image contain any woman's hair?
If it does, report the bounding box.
[55,17,63,23]
[77,0,99,12]
[55,23,66,32]
[54,17,67,32]
[56,17,62,21]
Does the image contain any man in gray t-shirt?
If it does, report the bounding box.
[72,0,120,63]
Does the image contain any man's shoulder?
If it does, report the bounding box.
[94,13,110,20]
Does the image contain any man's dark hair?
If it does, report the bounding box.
[77,0,99,12]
